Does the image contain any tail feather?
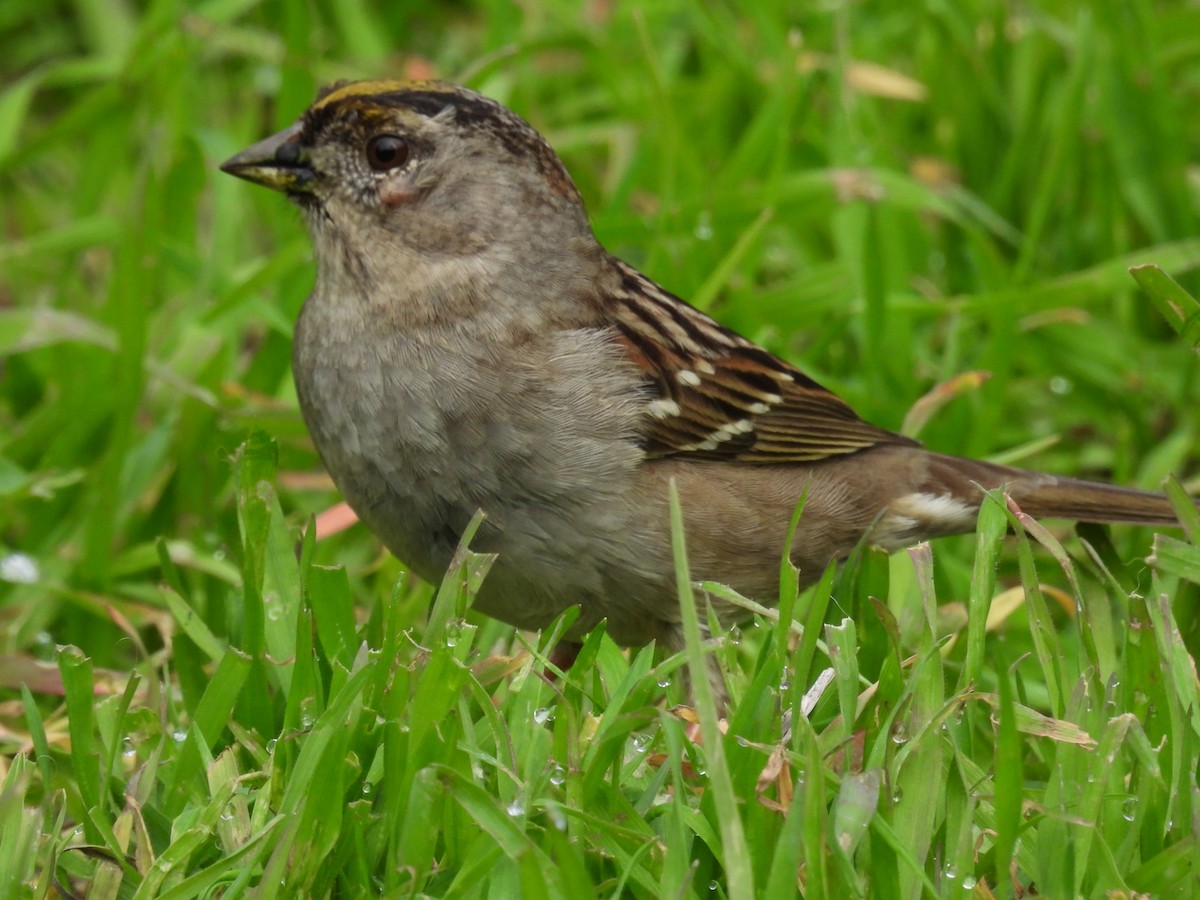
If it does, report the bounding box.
[1010,475,1182,526]
[925,453,1188,528]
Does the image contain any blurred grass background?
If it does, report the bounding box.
[2,0,1200,896]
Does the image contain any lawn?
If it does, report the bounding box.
[2,1,1200,897]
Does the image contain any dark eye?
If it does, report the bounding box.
[366,134,409,171]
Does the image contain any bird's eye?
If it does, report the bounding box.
[366,134,409,171]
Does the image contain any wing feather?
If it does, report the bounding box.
[609,260,917,463]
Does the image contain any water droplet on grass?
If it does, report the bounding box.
[0,553,40,584]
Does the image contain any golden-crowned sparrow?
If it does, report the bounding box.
[222,80,1190,649]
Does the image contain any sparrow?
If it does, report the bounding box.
[221,80,1190,652]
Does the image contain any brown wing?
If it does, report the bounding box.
[609,261,917,463]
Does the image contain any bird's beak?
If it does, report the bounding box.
[220,121,314,193]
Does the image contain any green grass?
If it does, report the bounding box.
[3,0,1200,896]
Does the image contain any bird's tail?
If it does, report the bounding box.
[922,452,1187,527]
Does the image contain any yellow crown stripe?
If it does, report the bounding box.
[311,79,452,112]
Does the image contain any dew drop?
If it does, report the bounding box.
[1121,797,1137,821]
[32,631,54,660]
[550,765,566,786]
[0,554,40,588]
[1048,376,1073,395]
